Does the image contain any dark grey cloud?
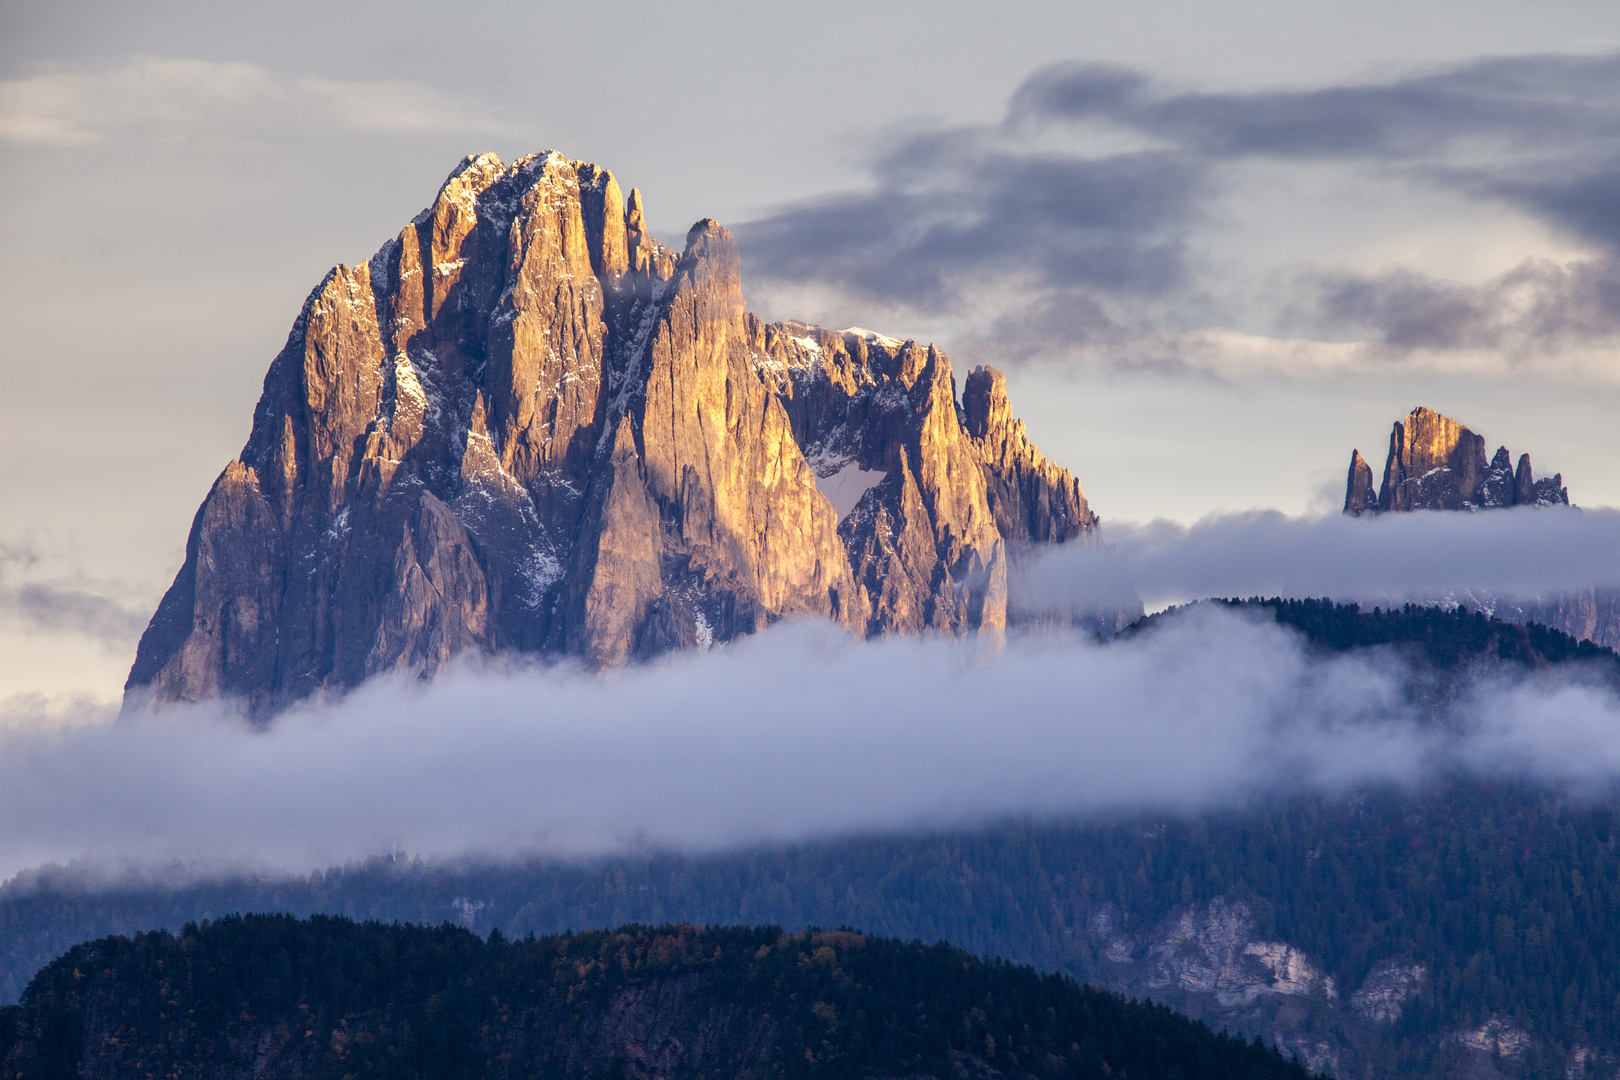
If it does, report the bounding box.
[1303,257,1620,350]
[738,134,1203,313]
[4,609,1619,884]
[0,541,149,650]
[738,51,1620,368]
[1014,53,1620,168]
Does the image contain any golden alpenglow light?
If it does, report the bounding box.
[125,152,1133,717]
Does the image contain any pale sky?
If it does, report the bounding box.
[4,0,1620,704]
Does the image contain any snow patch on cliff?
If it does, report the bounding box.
[843,326,904,350]
[518,550,563,609]
[814,461,887,520]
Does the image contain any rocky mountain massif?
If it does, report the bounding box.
[1342,406,1619,649]
[0,916,1315,1080]
[125,152,1129,716]
[1343,406,1568,515]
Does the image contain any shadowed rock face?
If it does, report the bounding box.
[126,152,1125,717]
[1339,406,1612,648]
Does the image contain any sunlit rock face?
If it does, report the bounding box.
[125,152,1127,717]
[1340,406,1613,648]
[1344,406,1569,515]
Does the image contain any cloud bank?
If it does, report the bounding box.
[2,606,1617,885]
[1014,505,1620,612]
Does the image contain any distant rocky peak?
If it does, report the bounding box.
[1343,406,1570,515]
[1339,408,1603,652]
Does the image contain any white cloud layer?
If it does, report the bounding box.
[1,607,1616,884]
[0,57,499,147]
[1012,505,1620,612]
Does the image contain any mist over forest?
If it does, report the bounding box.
[0,603,1616,883]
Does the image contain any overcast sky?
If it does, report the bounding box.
[4,0,1620,703]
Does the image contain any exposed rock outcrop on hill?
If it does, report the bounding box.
[1341,407,1613,648]
[126,152,1128,716]
[1085,897,1345,1076]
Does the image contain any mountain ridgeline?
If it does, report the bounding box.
[1342,406,1620,650]
[0,916,1316,1080]
[124,152,1129,717]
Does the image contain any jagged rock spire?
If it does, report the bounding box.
[1344,406,1571,515]
[1344,450,1376,516]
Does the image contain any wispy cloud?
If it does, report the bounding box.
[1300,257,1620,355]
[739,132,1203,313]
[737,52,1620,378]
[0,540,150,651]
[1011,53,1620,170]
[0,57,504,147]
[2,609,1618,883]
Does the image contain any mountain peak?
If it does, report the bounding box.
[124,154,1134,717]
[1345,406,1569,515]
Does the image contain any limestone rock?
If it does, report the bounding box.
[1378,406,1489,511]
[1481,446,1515,508]
[125,461,282,712]
[1346,407,1572,514]
[1084,896,1343,1074]
[1343,449,1376,516]
[366,492,493,679]
[1350,961,1426,1024]
[127,152,1130,717]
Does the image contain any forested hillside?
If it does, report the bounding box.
[0,916,1313,1079]
[4,781,1615,1076]
[3,604,1615,1076]
[1143,598,1619,671]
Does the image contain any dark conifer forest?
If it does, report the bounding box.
[0,916,1316,1079]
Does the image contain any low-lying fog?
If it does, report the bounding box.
[3,601,1618,884]
[1016,504,1620,613]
